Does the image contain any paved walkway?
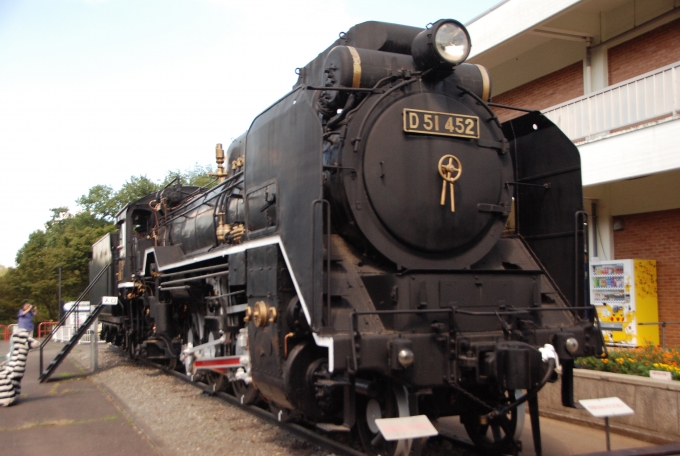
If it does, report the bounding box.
[0,340,160,455]
[440,414,656,455]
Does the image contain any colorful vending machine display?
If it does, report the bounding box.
[590,259,659,347]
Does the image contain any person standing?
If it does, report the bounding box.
[17,303,38,349]
[0,304,36,406]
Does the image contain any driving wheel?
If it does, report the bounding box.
[356,382,412,456]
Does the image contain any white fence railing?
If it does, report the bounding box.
[54,324,103,344]
[543,61,680,141]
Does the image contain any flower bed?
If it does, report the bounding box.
[577,345,680,380]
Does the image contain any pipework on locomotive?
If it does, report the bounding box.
[90,19,605,456]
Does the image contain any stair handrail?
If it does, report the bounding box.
[39,263,112,374]
[38,302,107,382]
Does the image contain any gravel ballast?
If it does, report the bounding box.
[69,343,471,456]
[70,344,333,456]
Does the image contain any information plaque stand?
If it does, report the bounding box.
[579,397,634,451]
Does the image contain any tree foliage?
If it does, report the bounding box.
[77,164,216,221]
[0,209,115,323]
[163,163,217,189]
[0,164,214,326]
[77,175,159,221]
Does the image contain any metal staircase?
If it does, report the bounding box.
[38,303,105,383]
[38,264,111,383]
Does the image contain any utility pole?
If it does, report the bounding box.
[58,265,62,322]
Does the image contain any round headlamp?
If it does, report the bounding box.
[412,19,471,70]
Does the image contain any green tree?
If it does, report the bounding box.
[77,175,160,221]
[73,185,116,220]
[163,163,217,188]
[0,164,215,325]
[77,165,215,221]
[0,209,115,324]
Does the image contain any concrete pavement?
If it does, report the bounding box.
[0,340,161,455]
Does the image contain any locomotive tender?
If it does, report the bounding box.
[90,19,605,455]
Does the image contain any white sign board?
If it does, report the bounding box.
[102,296,118,305]
[650,370,673,381]
[579,397,634,418]
[375,415,438,441]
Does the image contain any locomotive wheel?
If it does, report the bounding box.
[462,390,525,455]
[269,402,295,423]
[195,332,229,393]
[232,380,259,405]
[356,383,412,456]
[202,332,228,392]
[126,332,141,360]
[182,327,205,381]
[204,371,228,392]
[162,357,178,371]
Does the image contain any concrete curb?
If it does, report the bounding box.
[539,368,680,443]
[538,409,680,445]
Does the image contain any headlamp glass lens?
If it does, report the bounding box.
[435,22,470,64]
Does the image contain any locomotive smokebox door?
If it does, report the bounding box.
[338,83,515,270]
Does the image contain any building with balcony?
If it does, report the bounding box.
[467,0,680,344]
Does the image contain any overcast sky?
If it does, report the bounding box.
[0,0,500,267]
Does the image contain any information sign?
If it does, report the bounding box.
[102,296,118,305]
[579,397,634,418]
[650,370,673,381]
[375,415,438,441]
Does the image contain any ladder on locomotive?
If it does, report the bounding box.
[38,265,110,383]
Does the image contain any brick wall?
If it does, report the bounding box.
[613,208,680,346]
[491,62,584,123]
[608,17,680,85]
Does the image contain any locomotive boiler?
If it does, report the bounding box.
[90,19,605,455]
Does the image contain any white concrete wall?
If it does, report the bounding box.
[580,118,680,187]
[466,0,582,59]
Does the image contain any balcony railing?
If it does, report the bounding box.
[543,60,680,142]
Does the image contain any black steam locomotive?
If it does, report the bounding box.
[90,19,604,455]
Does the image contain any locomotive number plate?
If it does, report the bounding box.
[403,108,479,139]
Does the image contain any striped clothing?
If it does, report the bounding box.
[0,330,30,406]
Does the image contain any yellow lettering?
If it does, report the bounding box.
[409,112,419,129]
[423,114,433,130]
[445,117,454,132]
[465,118,476,135]
[455,117,464,133]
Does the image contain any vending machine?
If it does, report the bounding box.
[590,259,659,347]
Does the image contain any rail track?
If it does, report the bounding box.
[142,359,481,456]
